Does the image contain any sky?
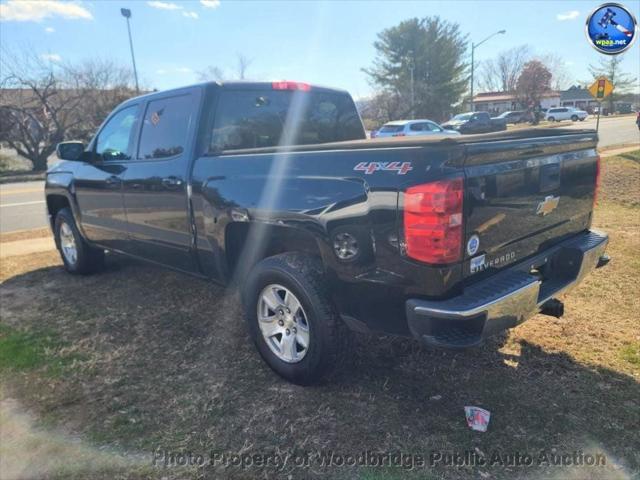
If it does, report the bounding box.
[1,0,639,98]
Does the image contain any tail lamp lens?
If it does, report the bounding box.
[272,81,311,91]
[403,177,464,264]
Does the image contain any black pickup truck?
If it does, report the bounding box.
[47,81,609,384]
[442,111,507,134]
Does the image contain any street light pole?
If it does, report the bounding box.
[470,29,506,112]
[120,8,140,94]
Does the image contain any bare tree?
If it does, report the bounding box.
[479,45,531,92]
[197,65,225,82]
[198,53,253,82]
[358,90,408,128]
[537,53,572,91]
[237,53,253,80]
[0,47,136,171]
[589,54,638,113]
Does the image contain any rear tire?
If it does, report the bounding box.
[54,208,104,274]
[571,115,578,122]
[242,253,351,385]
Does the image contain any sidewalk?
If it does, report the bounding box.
[0,236,55,258]
[599,144,639,157]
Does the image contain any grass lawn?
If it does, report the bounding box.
[0,152,638,479]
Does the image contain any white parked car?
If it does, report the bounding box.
[545,107,588,122]
[372,119,461,138]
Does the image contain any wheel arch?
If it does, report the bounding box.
[46,194,72,230]
[224,221,325,284]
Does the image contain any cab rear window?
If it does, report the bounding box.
[209,90,364,152]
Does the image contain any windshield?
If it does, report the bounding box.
[452,113,473,121]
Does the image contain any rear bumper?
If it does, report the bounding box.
[406,230,608,348]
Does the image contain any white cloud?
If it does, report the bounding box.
[182,10,199,19]
[156,68,168,75]
[41,53,62,62]
[200,0,220,8]
[557,10,580,21]
[45,26,55,33]
[147,1,183,10]
[176,67,192,73]
[0,1,92,22]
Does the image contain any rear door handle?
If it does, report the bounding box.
[161,176,183,189]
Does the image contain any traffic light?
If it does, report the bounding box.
[597,79,606,99]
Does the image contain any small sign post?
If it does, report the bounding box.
[588,77,614,133]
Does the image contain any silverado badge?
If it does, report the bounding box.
[536,195,560,216]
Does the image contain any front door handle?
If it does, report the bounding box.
[162,176,183,189]
[105,175,121,189]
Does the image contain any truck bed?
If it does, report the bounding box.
[220,128,597,155]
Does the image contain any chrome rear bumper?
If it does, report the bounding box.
[406,230,609,348]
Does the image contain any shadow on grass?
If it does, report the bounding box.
[0,256,638,479]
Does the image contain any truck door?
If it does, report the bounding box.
[121,88,201,273]
[73,104,140,252]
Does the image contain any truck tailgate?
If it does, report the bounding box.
[462,131,598,279]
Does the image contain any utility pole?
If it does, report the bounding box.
[409,61,415,119]
[470,29,506,112]
[120,8,140,94]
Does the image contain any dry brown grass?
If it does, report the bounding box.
[0,228,52,245]
[0,153,638,480]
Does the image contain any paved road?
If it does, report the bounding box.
[558,114,639,147]
[0,181,48,233]
[0,116,638,234]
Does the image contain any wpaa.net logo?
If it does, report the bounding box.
[586,3,638,54]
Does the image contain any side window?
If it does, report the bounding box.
[138,94,193,160]
[427,122,442,132]
[96,106,139,161]
[409,123,422,132]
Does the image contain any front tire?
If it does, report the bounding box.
[242,253,351,385]
[54,208,104,274]
[571,115,578,122]
[548,116,555,122]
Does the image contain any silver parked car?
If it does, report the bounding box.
[372,119,461,138]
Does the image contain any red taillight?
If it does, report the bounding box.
[272,81,311,91]
[594,155,601,207]
[404,177,464,264]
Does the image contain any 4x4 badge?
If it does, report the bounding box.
[536,195,560,216]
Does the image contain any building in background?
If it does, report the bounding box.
[470,91,561,114]
[560,86,600,113]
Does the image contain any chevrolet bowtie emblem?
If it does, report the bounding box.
[536,195,560,216]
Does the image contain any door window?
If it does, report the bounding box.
[95,105,139,161]
[138,94,193,160]
[409,123,423,132]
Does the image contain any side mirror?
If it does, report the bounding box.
[56,141,86,161]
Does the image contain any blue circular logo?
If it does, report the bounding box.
[467,234,480,256]
[586,3,638,55]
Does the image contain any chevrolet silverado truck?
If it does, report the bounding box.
[47,81,609,384]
